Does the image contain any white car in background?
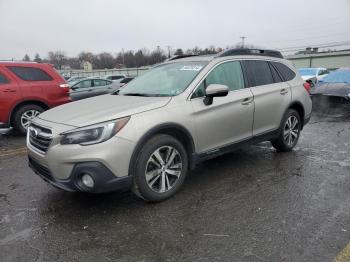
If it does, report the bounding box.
[298,68,329,85]
[105,74,126,81]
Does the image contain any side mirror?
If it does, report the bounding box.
[203,84,229,105]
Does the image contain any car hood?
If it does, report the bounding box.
[311,82,350,97]
[38,94,171,127]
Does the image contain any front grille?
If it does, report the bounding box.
[28,124,53,153]
[28,157,53,181]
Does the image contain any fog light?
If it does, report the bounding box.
[81,174,94,188]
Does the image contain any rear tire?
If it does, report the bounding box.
[13,104,44,135]
[271,109,301,152]
[132,134,188,202]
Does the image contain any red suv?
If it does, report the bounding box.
[0,62,71,134]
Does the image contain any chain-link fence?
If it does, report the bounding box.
[59,67,150,78]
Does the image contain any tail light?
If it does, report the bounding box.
[59,83,70,93]
[303,82,311,94]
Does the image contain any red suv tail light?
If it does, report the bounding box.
[59,83,70,93]
[303,82,311,94]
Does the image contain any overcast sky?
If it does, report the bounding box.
[1,0,349,59]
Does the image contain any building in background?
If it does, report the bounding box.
[81,61,93,71]
[287,49,350,70]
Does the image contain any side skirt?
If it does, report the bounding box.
[192,129,279,166]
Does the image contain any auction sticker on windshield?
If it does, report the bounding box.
[180,65,203,71]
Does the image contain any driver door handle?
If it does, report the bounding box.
[280,88,289,95]
[241,97,253,105]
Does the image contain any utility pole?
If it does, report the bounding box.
[240,36,247,48]
[166,45,171,58]
[122,48,125,66]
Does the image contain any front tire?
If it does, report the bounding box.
[13,104,44,135]
[271,109,301,152]
[132,134,188,202]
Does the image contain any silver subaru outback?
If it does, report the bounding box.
[27,48,312,202]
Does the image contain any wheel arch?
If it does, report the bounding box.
[128,123,196,176]
[288,101,305,129]
[10,100,49,126]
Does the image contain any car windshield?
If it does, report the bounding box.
[119,61,207,96]
[299,68,317,76]
[320,70,350,83]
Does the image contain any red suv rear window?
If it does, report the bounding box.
[7,66,53,81]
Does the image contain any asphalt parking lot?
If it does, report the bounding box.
[0,110,349,262]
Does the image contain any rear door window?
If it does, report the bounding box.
[93,79,110,87]
[271,62,296,81]
[7,66,53,81]
[242,60,274,87]
[0,73,8,84]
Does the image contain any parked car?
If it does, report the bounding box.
[311,68,350,106]
[67,76,86,83]
[105,74,126,81]
[114,77,134,88]
[69,78,121,101]
[298,68,329,85]
[27,48,312,202]
[0,61,71,134]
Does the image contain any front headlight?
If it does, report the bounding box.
[60,116,130,145]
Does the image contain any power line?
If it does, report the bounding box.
[273,32,350,44]
[277,40,350,52]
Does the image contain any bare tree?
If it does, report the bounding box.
[47,51,67,69]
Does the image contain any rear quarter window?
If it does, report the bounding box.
[7,66,53,81]
[271,62,296,81]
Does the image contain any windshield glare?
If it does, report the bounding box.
[119,61,207,96]
[320,69,350,83]
[299,68,317,76]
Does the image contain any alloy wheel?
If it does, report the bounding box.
[21,110,40,129]
[145,146,182,193]
[283,115,299,146]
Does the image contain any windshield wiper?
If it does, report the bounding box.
[122,93,152,97]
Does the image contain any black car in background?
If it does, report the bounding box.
[311,68,350,112]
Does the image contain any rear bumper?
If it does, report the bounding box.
[28,156,133,193]
[0,122,8,128]
[0,122,12,134]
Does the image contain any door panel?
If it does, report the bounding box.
[0,67,20,124]
[250,82,291,135]
[70,80,94,101]
[191,61,254,153]
[242,60,292,136]
[93,79,112,96]
[191,88,254,153]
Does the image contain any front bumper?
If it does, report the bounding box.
[26,118,137,193]
[29,156,133,193]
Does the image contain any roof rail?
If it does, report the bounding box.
[216,48,283,59]
[166,54,199,61]
[0,60,38,63]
